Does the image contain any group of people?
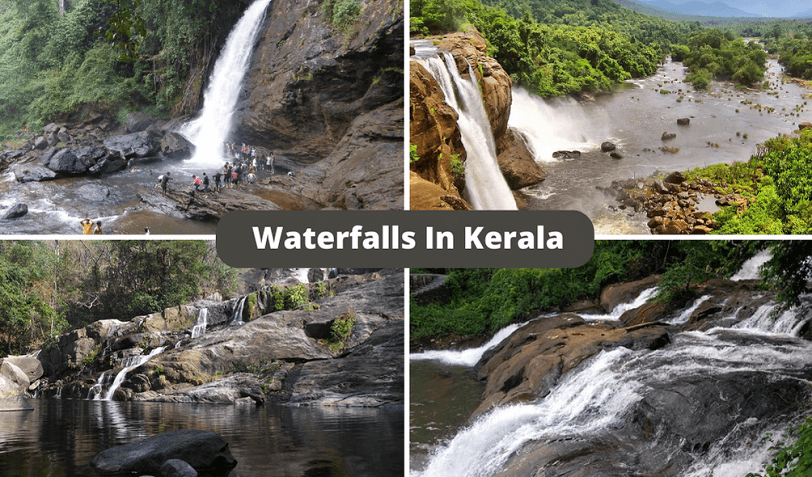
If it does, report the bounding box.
[224,142,276,174]
[80,218,103,235]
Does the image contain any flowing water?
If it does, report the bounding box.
[414,46,518,210]
[0,0,276,235]
[511,58,810,232]
[180,0,274,168]
[103,347,166,401]
[411,284,812,477]
[191,308,208,339]
[0,399,403,477]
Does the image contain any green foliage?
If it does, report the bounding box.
[322,309,356,353]
[747,417,812,477]
[271,283,309,311]
[686,130,812,235]
[449,153,464,177]
[411,0,677,98]
[410,143,420,163]
[314,282,330,299]
[323,0,363,32]
[681,29,767,88]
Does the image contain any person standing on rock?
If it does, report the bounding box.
[192,175,202,194]
[267,153,275,174]
[80,217,94,235]
[202,173,210,193]
[214,172,222,191]
[161,172,173,197]
[93,221,103,235]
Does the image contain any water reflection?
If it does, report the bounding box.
[0,400,403,476]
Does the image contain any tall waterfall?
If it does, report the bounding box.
[420,53,517,210]
[103,347,166,401]
[180,0,273,167]
[413,286,812,477]
[731,249,772,281]
[191,308,208,339]
[231,296,247,325]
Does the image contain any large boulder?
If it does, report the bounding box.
[14,165,57,183]
[104,131,162,159]
[0,373,33,411]
[90,430,237,476]
[125,111,156,133]
[160,132,195,159]
[496,128,546,190]
[2,203,28,219]
[1,356,43,382]
[0,361,30,390]
[47,149,85,174]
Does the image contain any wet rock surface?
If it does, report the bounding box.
[34,269,403,407]
[91,429,237,476]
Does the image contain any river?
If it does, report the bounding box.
[0,399,403,476]
[512,57,810,233]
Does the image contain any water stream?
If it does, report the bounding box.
[180,0,274,168]
[416,49,518,210]
[103,346,165,401]
[191,308,208,339]
[411,283,812,476]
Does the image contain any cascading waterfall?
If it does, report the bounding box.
[581,286,658,321]
[667,294,712,325]
[508,88,610,163]
[87,371,109,400]
[179,0,273,167]
[191,308,208,339]
[411,322,526,367]
[231,296,247,325]
[103,347,166,401]
[731,249,773,281]
[413,286,812,477]
[419,53,517,210]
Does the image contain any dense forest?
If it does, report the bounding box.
[411,240,812,340]
[0,241,237,355]
[410,0,778,96]
[0,0,234,141]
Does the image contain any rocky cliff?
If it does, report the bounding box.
[25,268,403,407]
[234,0,404,209]
[409,29,545,210]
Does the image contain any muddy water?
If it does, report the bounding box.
[512,58,810,233]
[410,360,484,472]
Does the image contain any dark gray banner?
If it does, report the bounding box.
[217,211,594,268]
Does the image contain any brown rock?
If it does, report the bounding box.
[496,128,546,189]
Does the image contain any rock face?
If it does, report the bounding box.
[232,0,403,210]
[37,269,403,407]
[2,203,28,219]
[410,29,538,207]
[91,430,237,476]
[0,362,33,411]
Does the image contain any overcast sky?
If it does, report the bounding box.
[642,0,812,17]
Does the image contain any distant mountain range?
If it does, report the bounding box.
[635,0,760,17]
[792,7,812,18]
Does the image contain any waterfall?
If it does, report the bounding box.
[410,322,526,367]
[581,287,658,321]
[87,371,109,400]
[231,296,247,325]
[293,268,310,284]
[667,294,712,325]
[103,347,165,401]
[180,0,273,167]
[508,88,609,163]
[731,249,772,281]
[191,308,208,339]
[420,53,517,210]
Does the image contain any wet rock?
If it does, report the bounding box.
[47,149,83,174]
[104,131,162,159]
[14,165,57,182]
[610,151,623,159]
[552,150,581,159]
[799,122,812,130]
[57,127,72,144]
[33,136,48,150]
[160,459,198,477]
[664,171,685,184]
[601,141,616,152]
[652,179,677,194]
[496,128,546,189]
[88,154,127,176]
[600,276,661,312]
[2,203,28,219]
[76,184,111,202]
[160,132,195,159]
[661,131,676,140]
[125,112,156,133]
[677,117,690,125]
[90,429,237,476]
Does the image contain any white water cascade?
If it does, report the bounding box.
[180,0,273,167]
[420,53,517,210]
[87,371,109,400]
[731,249,772,281]
[413,286,812,477]
[191,308,208,339]
[508,88,610,163]
[231,296,247,325]
[103,347,166,401]
[411,321,527,367]
[581,286,658,321]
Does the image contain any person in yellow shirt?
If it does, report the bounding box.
[80,218,94,235]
